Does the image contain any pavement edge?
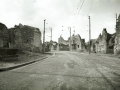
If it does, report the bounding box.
[0,52,55,72]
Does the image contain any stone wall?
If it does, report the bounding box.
[58,36,70,51]
[95,28,114,54]
[70,34,85,51]
[58,34,85,51]
[90,39,96,52]
[58,36,69,45]
[9,24,42,53]
[0,23,9,48]
[114,14,120,54]
[50,41,57,50]
[97,29,108,53]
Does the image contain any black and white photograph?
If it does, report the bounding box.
[0,0,120,90]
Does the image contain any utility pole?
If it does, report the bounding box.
[116,13,118,23]
[70,27,71,51]
[49,27,52,41]
[43,19,46,53]
[89,16,91,54]
[74,30,75,35]
[51,28,52,41]
[73,26,75,35]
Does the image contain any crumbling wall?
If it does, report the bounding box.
[95,28,114,54]
[58,36,70,51]
[0,38,3,47]
[90,39,96,52]
[58,36,69,45]
[95,28,108,53]
[9,26,22,49]
[9,24,42,53]
[0,23,9,48]
[114,15,120,54]
[70,34,85,52]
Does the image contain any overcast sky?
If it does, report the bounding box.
[0,0,120,42]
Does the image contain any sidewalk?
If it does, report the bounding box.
[0,51,54,71]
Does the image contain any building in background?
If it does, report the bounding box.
[58,34,85,51]
[69,34,85,52]
[58,36,69,51]
[50,40,57,50]
[90,39,96,52]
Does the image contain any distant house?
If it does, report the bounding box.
[58,34,85,51]
[90,39,96,52]
[114,14,120,54]
[58,36,70,51]
[44,42,50,52]
[85,39,96,53]
[9,23,42,53]
[70,34,85,51]
[50,40,57,50]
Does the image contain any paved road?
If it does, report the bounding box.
[0,51,120,90]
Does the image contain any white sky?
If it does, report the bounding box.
[0,0,120,42]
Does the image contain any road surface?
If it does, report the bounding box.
[0,51,120,90]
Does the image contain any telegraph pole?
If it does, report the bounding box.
[51,28,52,41]
[43,19,46,53]
[89,16,91,54]
[70,27,71,51]
[116,13,117,23]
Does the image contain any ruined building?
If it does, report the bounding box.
[85,39,96,52]
[50,40,57,50]
[58,34,85,51]
[0,23,9,48]
[9,24,42,53]
[58,36,69,45]
[114,14,120,54]
[58,36,69,51]
[70,34,85,51]
[90,39,96,52]
[95,28,115,54]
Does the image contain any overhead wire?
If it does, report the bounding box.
[71,0,82,25]
[72,0,86,25]
[88,0,93,15]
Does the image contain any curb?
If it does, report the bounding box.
[0,53,55,72]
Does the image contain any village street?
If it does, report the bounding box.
[0,51,120,90]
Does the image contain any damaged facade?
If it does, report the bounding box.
[70,34,85,51]
[0,23,9,48]
[90,39,96,52]
[58,36,69,51]
[94,28,115,54]
[9,24,42,53]
[114,14,120,54]
[58,34,85,51]
[50,40,57,50]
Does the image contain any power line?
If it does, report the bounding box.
[77,0,82,9]
[72,0,86,25]
[78,0,85,14]
[72,0,82,23]
[88,0,93,15]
